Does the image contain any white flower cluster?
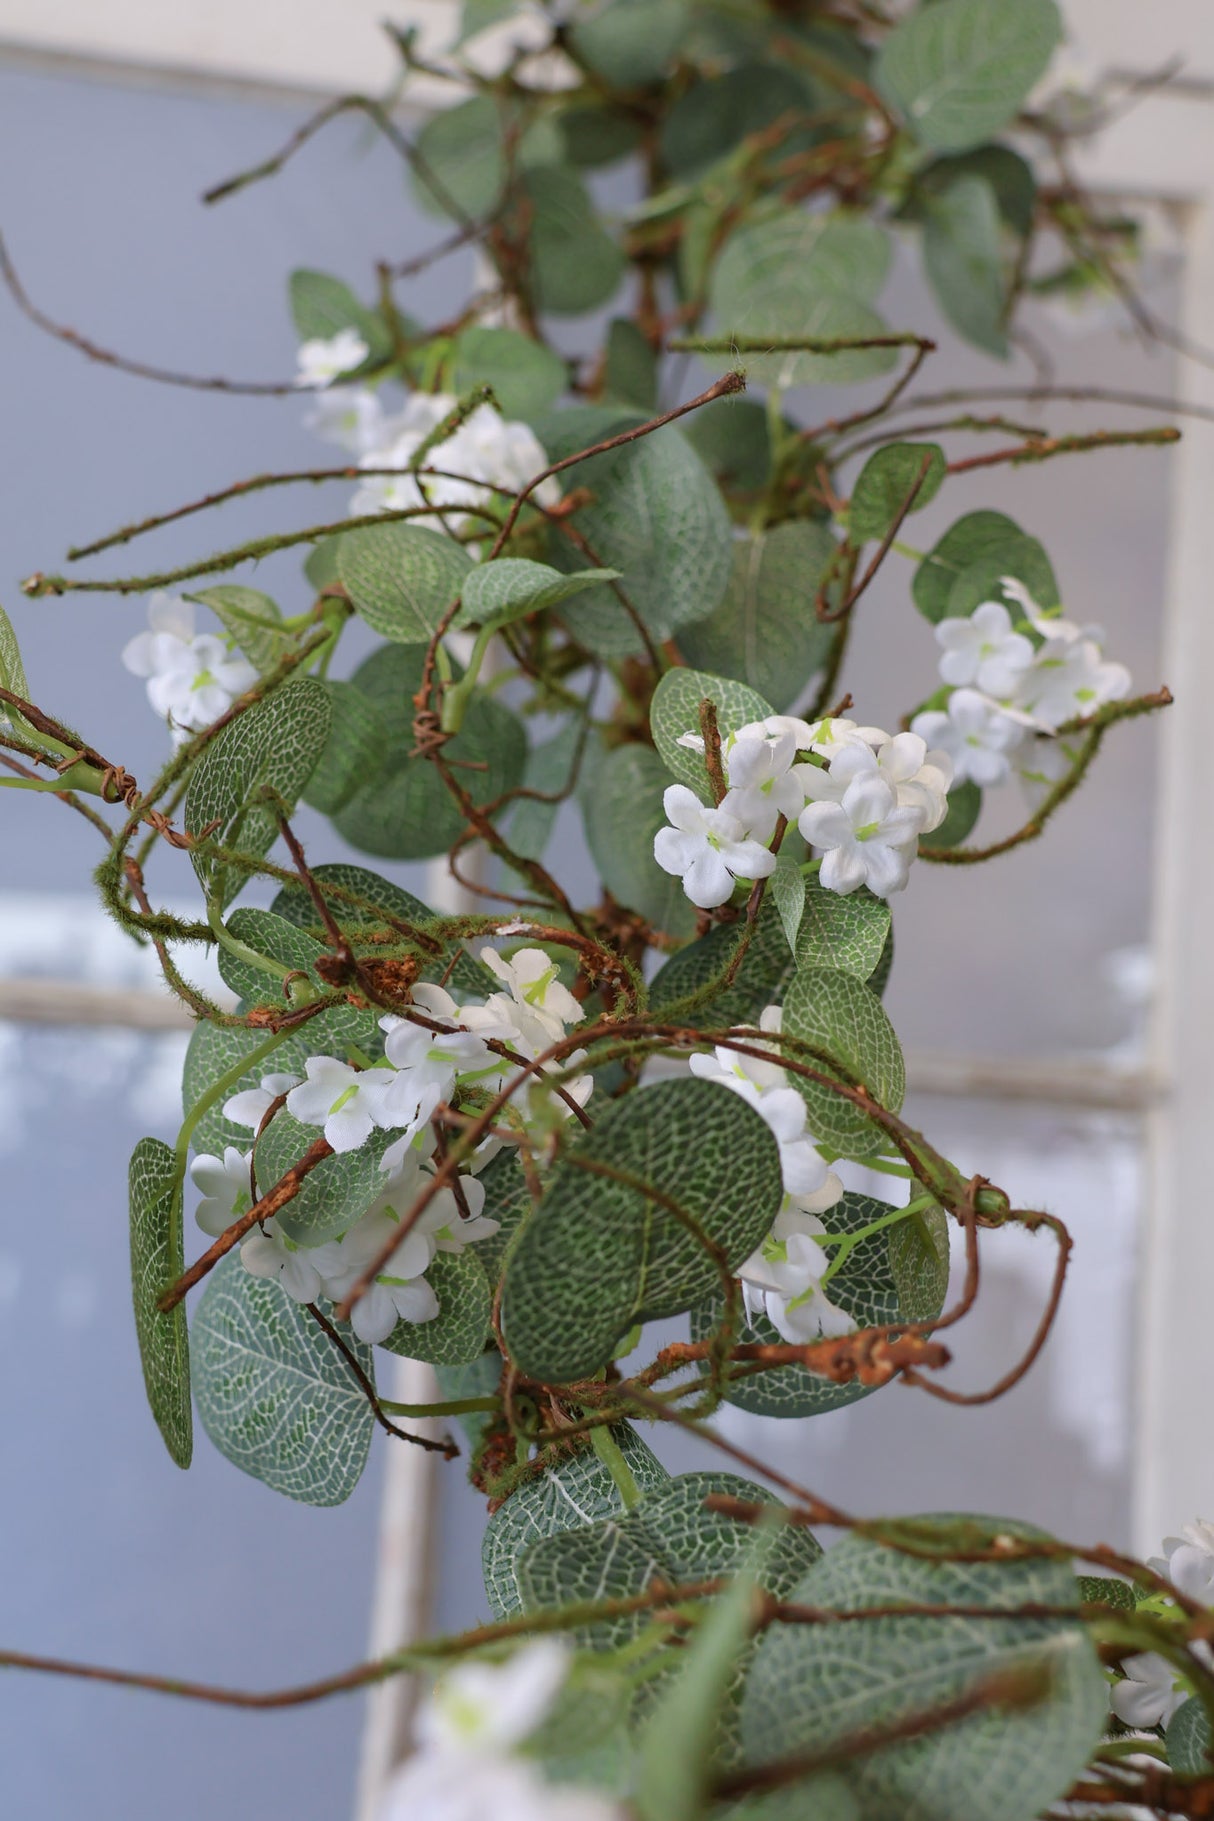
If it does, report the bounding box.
[377,1641,623,1821]
[911,579,1130,796]
[1108,1518,1214,1731]
[295,336,560,530]
[654,715,952,908]
[191,950,587,1345]
[691,1004,851,1343]
[122,595,258,745]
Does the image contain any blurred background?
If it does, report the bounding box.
[0,2,1211,1816]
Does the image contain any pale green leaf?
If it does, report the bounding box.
[795,880,891,980]
[336,522,474,644]
[455,558,619,631]
[129,1137,192,1469]
[660,64,813,181]
[912,511,1058,623]
[184,678,331,909]
[188,585,290,674]
[604,318,658,409]
[770,856,806,958]
[1168,1696,1211,1775]
[413,97,562,222]
[524,166,626,315]
[289,269,391,364]
[449,325,566,423]
[742,1516,1107,1821]
[482,1425,670,1618]
[849,442,947,543]
[505,721,581,864]
[679,522,838,712]
[192,1252,374,1505]
[301,679,386,815]
[650,666,774,793]
[500,1079,783,1383]
[568,0,691,87]
[782,965,905,1157]
[876,0,1063,151]
[923,176,1009,357]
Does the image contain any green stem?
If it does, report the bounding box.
[380,1395,499,1419]
[441,619,497,735]
[889,537,929,563]
[819,1192,936,1288]
[206,898,295,985]
[589,1422,643,1511]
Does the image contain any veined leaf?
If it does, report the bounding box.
[650,666,774,793]
[876,0,1063,151]
[129,1137,192,1468]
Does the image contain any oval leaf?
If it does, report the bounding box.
[876,0,1063,152]
[650,666,775,793]
[129,1137,192,1469]
[781,964,905,1156]
[337,523,474,644]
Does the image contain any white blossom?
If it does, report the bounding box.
[377,1145,500,1255]
[1108,1652,1188,1730]
[1013,625,1131,731]
[295,328,369,389]
[718,727,808,843]
[934,600,1035,698]
[372,984,506,1168]
[240,1218,325,1305]
[653,784,777,910]
[309,1203,438,1346]
[911,688,1028,789]
[304,384,385,454]
[419,1641,571,1756]
[350,395,561,528]
[480,946,583,1042]
[739,1204,854,1344]
[286,1056,387,1154]
[190,1147,251,1237]
[122,595,258,743]
[798,763,922,899]
[1149,1519,1214,1605]
[223,1071,302,1133]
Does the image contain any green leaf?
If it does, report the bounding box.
[500,1078,783,1383]
[289,269,391,364]
[557,105,643,169]
[449,325,566,423]
[581,740,696,938]
[683,397,773,494]
[660,64,814,181]
[649,901,800,1028]
[455,558,619,631]
[300,679,386,816]
[633,1474,821,1596]
[379,1248,492,1366]
[334,643,526,862]
[710,211,897,388]
[921,777,981,850]
[796,879,892,980]
[650,666,774,793]
[604,318,658,410]
[505,721,581,864]
[434,1349,501,1450]
[253,1112,397,1246]
[1168,1696,1212,1775]
[946,546,1060,618]
[552,424,733,657]
[1075,1575,1134,1611]
[269,860,488,995]
[849,443,947,544]
[129,1137,192,1469]
[876,0,1063,151]
[184,679,331,910]
[915,147,1037,236]
[913,511,1058,623]
[482,1424,670,1618]
[567,0,691,87]
[188,585,291,674]
[336,522,474,645]
[523,166,626,315]
[0,601,29,701]
[782,965,905,1157]
[692,1192,947,1419]
[216,905,334,1005]
[770,857,806,958]
[192,1252,374,1505]
[679,523,838,713]
[741,1516,1107,1821]
[304,538,342,593]
[413,96,562,222]
[923,176,1009,357]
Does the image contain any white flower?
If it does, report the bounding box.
[223,1071,303,1132]
[871,731,952,834]
[286,1057,385,1154]
[480,947,583,1041]
[420,1641,571,1756]
[739,1205,854,1344]
[911,689,1028,789]
[1149,1520,1214,1605]
[190,1147,251,1237]
[122,594,259,742]
[934,601,1035,698]
[304,384,385,454]
[653,784,777,910]
[1013,628,1131,732]
[310,1203,438,1346]
[378,1754,620,1821]
[351,396,560,528]
[295,328,369,389]
[372,984,505,1165]
[1109,1652,1188,1730]
[376,1147,500,1255]
[240,1218,324,1304]
[718,728,808,843]
[798,766,922,899]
